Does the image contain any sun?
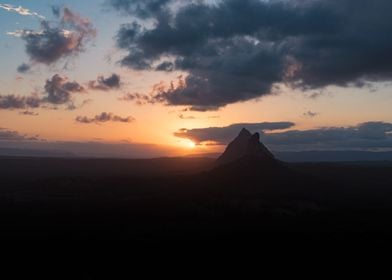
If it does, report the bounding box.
[186,140,196,149]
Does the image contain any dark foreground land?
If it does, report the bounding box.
[1,156,392,243]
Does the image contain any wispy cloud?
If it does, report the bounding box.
[19,111,39,116]
[303,111,319,118]
[0,3,45,19]
[6,29,45,38]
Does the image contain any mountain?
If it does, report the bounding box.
[216,128,276,166]
[205,129,310,197]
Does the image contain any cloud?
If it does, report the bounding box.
[178,114,195,120]
[44,74,85,105]
[303,111,319,118]
[17,63,31,74]
[0,74,85,111]
[12,7,96,65]
[0,127,38,141]
[20,111,39,116]
[75,112,135,124]
[0,94,41,110]
[261,122,392,151]
[110,0,392,110]
[175,121,392,151]
[88,73,121,91]
[0,3,45,19]
[174,122,296,144]
[178,114,219,120]
[108,0,172,19]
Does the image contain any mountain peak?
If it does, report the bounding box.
[216,128,276,166]
[239,128,252,137]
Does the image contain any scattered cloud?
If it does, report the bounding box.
[0,3,45,19]
[110,0,392,110]
[0,94,41,110]
[0,74,86,111]
[44,74,85,105]
[17,63,31,74]
[88,73,121,91]
[174,122,296,145]
[75,112,135,124]
[10,7,96,66]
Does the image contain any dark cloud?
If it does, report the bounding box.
[261,122,392,151]
[17,63,31,74]
[111,0,392,109]
[0,128,38,141]
[174,122,296,144]
[156,61,174,72]
[75,112,135,124]
[176,121,392,151]
[108,0,172,19]
[88,74,121,91]
[118,92,160,105]
[51,5,61,17]
[0,94,41,110]
[0,74,86,111]
[17,7,96,65]
[44,74,85,105]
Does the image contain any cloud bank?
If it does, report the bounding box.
[0,127,38,141]
[110,0,392,110]
[174,122,295,144]
[175,121,392,151]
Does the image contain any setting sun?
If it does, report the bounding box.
[186,140,196,149]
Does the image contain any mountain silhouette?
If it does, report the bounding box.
[206,128,310,197]
[216,128,276,166]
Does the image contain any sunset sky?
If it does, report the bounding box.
[1,0,392,158]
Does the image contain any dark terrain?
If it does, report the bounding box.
[1,129,392,243]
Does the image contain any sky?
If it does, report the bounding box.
[1,0,392,158]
